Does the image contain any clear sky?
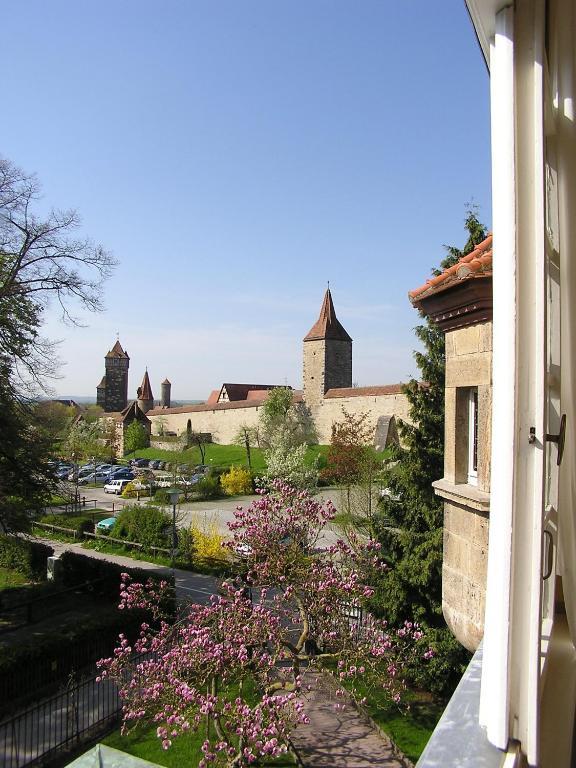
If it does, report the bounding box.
[3,1,491,401]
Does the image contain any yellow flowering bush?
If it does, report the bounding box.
[220,466,253,496]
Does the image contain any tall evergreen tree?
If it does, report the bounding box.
[371,208,487,695]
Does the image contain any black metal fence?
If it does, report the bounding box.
[0,672,121,768]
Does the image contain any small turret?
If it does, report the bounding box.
[137,369,154,414]
[161,378,171,409]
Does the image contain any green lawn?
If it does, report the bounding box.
[0,566,30,590]
[103,678,297,767]
[126,443,329,473]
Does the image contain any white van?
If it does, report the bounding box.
[104,479,131,495]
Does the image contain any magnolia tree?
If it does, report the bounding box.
[98,481,430,767]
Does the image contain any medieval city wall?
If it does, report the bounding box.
[148,390,410,446]
[310,392,411,444]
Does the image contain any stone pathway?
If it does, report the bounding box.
[292,672,412,768]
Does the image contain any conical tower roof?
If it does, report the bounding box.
[304,289,352,342]
[161,378,171,385]
[139,370,154,401]
[105,340,129,359]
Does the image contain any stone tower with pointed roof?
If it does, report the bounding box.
[137,370,154,414]
[303,288,352,406]
[97,339,130,413]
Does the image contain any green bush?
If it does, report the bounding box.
[114,504,171,551]
[177,528,197,566]
[154,488,171,505]
[194,474,222,500]
[0,535,53,580]
[405,626,471,698]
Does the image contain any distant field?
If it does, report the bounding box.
[126,443,330,472]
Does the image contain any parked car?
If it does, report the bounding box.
[78,469,110,485]
[149,460,162,470]
[104,469,134,483]
[131,458,149,468]
[96,517,117,532]
[104,479,132,495]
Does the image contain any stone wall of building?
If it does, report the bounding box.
[436,320,492,652]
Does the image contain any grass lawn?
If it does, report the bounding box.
[103,678,297,767]
[0,566,30,590]
[125,443,329,474]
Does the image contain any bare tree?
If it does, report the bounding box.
[0,155,116,387]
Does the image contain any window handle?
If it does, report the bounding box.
[542,530,554,581]
[546,413,566,466]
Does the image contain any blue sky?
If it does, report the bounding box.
[3,1,491,400]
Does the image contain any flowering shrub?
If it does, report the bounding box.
[99,481,431,766]
[220,466,253,496]
[189,513,228,564]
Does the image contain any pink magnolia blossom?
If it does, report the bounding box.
[99,481,430,767]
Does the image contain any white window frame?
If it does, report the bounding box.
[467,387,479,486]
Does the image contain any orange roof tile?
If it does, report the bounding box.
[325,384,405,398]
[304,289,352,342]
[409,234,493,302]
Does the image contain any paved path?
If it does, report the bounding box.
[24,539,410,767]
[292,672,412,768]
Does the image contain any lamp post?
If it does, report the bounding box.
[167,487,182,568]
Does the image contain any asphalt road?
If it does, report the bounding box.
[63,484,345,548]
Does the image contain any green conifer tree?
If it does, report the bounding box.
[371,208,487,696]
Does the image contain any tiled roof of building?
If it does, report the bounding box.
[409,234,493,302]
[219,383,287,402]
[105,340,129,359]
[206,390,220,405]
[106,401,151,424]
[138,370,154,401]
[304,289,352,342]
[325,384,405,398]
[148,391,303,417]
[97,376,107,389]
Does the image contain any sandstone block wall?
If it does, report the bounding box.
[442,502,489,651]
[439,320,492,652]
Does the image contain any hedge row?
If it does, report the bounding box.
[0,535,54,580]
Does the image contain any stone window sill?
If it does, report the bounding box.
[432,478,490,512]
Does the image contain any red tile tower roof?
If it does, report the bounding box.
[105,340,129,359]
[139,370,154,401]
[304,288,352,342]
